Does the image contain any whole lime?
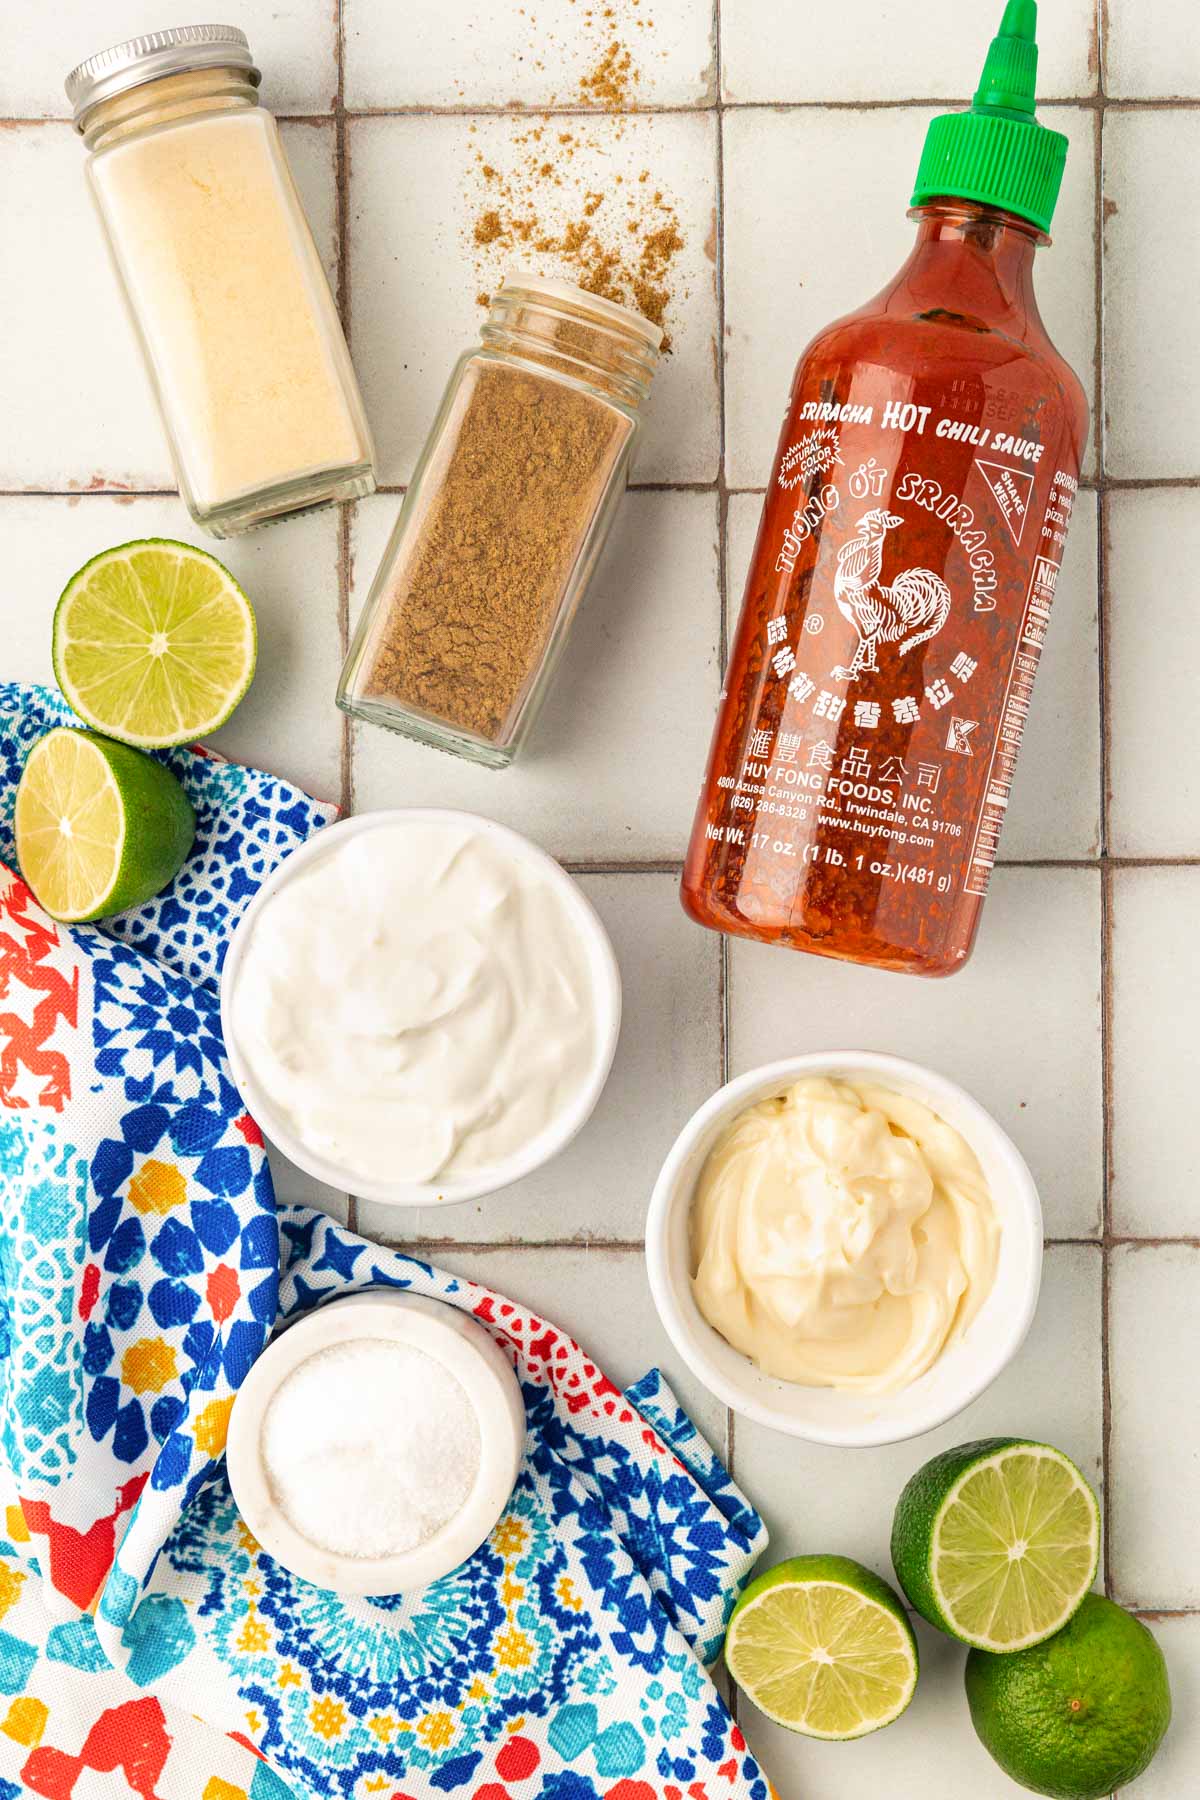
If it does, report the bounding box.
[965,1594,1171,1798]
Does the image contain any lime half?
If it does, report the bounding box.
[725,1554,919,1739]
[53,539,256,748]
[891,1438,1100,1653]
[15,727,195,922]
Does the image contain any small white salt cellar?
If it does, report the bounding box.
[226,1292,525,1595]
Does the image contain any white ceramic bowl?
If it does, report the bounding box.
[219,808,622,1208]
[646,1052,1043,1448]
[226,1292,526,1595]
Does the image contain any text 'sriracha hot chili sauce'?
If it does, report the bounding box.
[683,0,1088,976]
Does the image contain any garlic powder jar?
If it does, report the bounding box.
[66,25,375,536]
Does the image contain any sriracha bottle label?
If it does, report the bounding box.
[684,356,1085,974]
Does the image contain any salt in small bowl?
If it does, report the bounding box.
[226,1291,526,1594]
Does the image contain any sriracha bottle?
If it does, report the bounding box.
[682,0,1088,976]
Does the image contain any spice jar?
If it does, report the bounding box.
[338,273,661,767]
[66,25,375,537]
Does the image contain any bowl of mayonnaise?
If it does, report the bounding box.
[220,809,621,1207]
[646,1052,1043,1446]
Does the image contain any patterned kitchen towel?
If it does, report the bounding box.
[0,683,773,1800]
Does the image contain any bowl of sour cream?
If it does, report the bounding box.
[646,1052,1043,1447]
[220,809,621,1207]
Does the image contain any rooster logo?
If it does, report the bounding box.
[831,509,952,680]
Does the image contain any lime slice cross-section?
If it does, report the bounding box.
[892,1437,1101,1652]
[15,727,195,923]
[725,1554,919,1739]
[53,538,256,749]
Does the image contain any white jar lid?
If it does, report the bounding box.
[66,24,261,129]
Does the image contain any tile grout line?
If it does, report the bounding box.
[710,0,739,1582]
[333,0,358,1239]
[1093,0,1116,1615]
[14,93,1200,131]
[13,474,1200,499]
[360,1232,1197,1252]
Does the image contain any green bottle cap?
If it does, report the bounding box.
[910,0,1068,234]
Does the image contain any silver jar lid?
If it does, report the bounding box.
[65,24,261,130]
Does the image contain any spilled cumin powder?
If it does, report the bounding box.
[464,1,683,347]
[467,122,685,349]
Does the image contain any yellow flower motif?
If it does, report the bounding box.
[243,1577,262,1598]
[127,1158,187,1214]
[500,1573,525,1610]
[245,1708,263,1735]
[237,1520,261,1555]
[4,1506,29,1545]
[493,1626,533,1670]
[0,1563,26,1621]
[193,1395,235,1457]
[467,1678,489,1703]
[416,1710,455,1750]
[121,1336,178,1396]
[236,1607,270,1654]
[556,1575,584,1613]
[491,1516,529,1558]
[278,1661,303,1690]
[310,1695,348,1741]
[368,1713,398,1744]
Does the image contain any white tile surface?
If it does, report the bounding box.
[264,1131,349,1225]
[722,105,1097,489]
[728,868,1104,1239]
[0,120,339,492]
[349,488,721,858]
[724,491,1102,860]
[722,0,1099,103]
[0,495,343,803]
[1,0,339,118]
[358,871,722,1244]
[732,1245,1103,1573]
[1110,869,1200,1238]
[1122,1614,1200,1796]
[348,110,720,486]
[345,0,716,109]
[1108,490,1200,856]
[1104,110,1200,478]
[1106,0,1200,98]
[433,1242,729,1462]
[1110,1245,1200,1610]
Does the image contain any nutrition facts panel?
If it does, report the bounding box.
[965,553,1061,898]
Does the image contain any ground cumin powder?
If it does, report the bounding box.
[359,361,629,743]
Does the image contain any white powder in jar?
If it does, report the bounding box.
[260,1337,482,1559]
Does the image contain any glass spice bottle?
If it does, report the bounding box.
[66,25,375,537]
[682,0,1088,976]
[338,274,661,768]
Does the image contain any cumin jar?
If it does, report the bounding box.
[337,274,662,767]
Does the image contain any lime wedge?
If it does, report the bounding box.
[891,1437,1100,1653]
[725,1554,919,1739]
[53,539,256,748]
[15,727,195,922]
